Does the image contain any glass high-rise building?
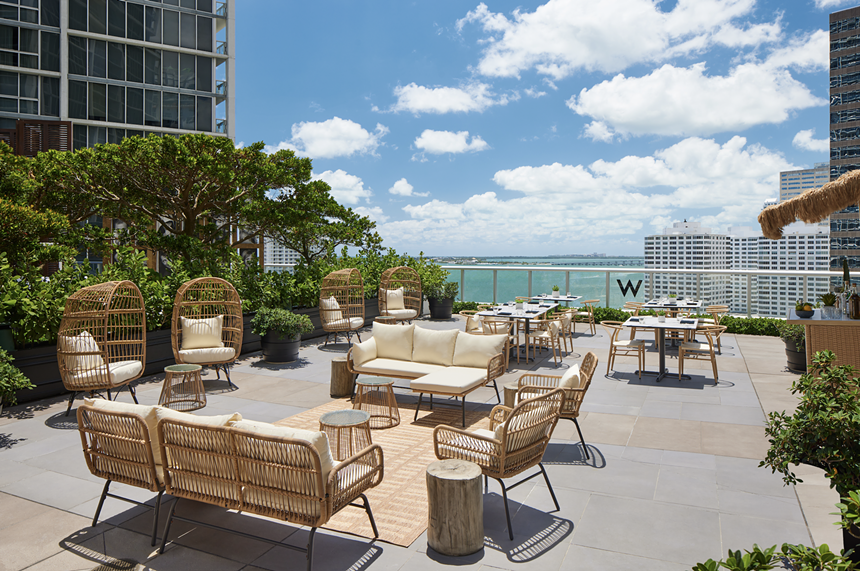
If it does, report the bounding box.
[0,0,234,152]
[830,6,860,269]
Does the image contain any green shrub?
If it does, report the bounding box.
[719,315,781,337]
[694,543,855,570]
[0,348,34,406]
[592,307,631,323]
[250,308,313,339]
[453,301,479,313]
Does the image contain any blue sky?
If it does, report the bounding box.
[235,0,840,257]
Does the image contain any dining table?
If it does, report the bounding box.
[477,301,559,360]
[623,315,698,382]
[640,299,703,315]
[529,294,582,306]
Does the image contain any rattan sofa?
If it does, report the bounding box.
[346,321,506,426]
[77,399,383,571]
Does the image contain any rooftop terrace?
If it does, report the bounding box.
[0,316,842,571]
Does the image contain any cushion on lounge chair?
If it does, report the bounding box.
[352,358,445,378]
[178,347,236,364]
[412,327,458,366]
[386,309,418,320]
[559,364,582,389]
[59,331,104,373]
[452,334,507,368]
[326,317,364,330]
[70,359,143,387]
[410,367,486,393]
[320,296,343,323]
[373,322,414,361]
[180,316,225,350]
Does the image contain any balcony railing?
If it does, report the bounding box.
[439,265,841,318]
[215,118,226,133]
[217,41,227,55]
[215,1,227,17]
[215,80,227,96]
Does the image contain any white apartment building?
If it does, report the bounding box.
[729,226,760,315]
[644,221,732,305]
[263,237,300,273]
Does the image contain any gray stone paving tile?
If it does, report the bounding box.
[718,389,763,408]
[2,469,104,510]
[23,442,105,484]
[680,402,765,426]
[715,456,796,499]
[719,513,812,553]
[654,465,719,510]
[252,528,402,571]
[619,446,664,465]
[572,493,722,565]
[717,489,806,523]
[543,455,660,500]
[638,400,683,419]
[661,450,717,471]
[0,457,45,487]
[563,545,692,571]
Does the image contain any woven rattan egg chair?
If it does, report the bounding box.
[378,266,422,324]
[58,281,146,416]
[171,277,242,389]
[320,268,365,346]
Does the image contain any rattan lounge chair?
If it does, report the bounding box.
[171,277,243,389]
[58,281,145,416]
[433,388,565,540]
[320,268,365,346]
[378,266,421,323]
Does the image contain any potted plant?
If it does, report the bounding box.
[551,285,560,298]
[761,350,860,562]
[777,321,806,372]
[819,292,839,320]
[656,310,666,323]
[251,308,313,363]
[426,281,459,320]
[668,293,677,299]
[0,349,35,415]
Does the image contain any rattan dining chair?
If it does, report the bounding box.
[171,277,243,389]
[601,320,645,378]
[697,305,729,353]
[378,266,422,323]
[515,351,598,459]
[526,319,563,366]
[482,319,518,368]
[679,325,726,384]
[433,388,565,540]
[623,301,657,343]
[459,310,483,334]
[58,281,146,416]
[573,300,598,335]
[320,268,365,346]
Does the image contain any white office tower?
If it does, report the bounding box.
[779,164,829,228]
[643,221,732,305]
[729,226,760,315]
[756,222,830,318]
[263,237,301,273]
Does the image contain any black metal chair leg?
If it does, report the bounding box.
[429,393,433,410]
[355,331,362,343]
[223,365,237,390]
[106,388,112,401]
[150,490,164,546]
[414,393,424,421]
[159,499,179,554]
[128,383,139,405]
[461,397,466,427]
[492,379,501,403]
[497,478,514,541]
[359,493,379,537]
[573,418,589,460]
[92,479,111,526]
[484,474,488,492]
[215,364,221,380]
[65,391,77,417]
[306,527,318,571]
[539,463,560,512]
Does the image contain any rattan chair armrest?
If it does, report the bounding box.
[516,373,563,389]
[345,347,358,375]
[488,405,513,430]
[328,444,384,512]
[433,424,500,463]
[487,353,505,382]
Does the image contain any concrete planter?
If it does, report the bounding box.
[784,339,807,372]
[261,331,301,363]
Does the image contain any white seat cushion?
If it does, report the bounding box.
[178,347,236,364]
[385,309,417,319]
[325,317,364,330]
[410,367,486,394]
[320,296,343,323]
[385,288,405,311]
[452,334,507,368]
[681,342,711,352]
[559,363,582,389]
[614,339,645,347]
[351,337,377,367]
[352,358,445,378]
[373,322,414,361]
[180,316,224,350]
[412,327,458,366]
[70,359,143,387]
[472,428,497,441]
[59,331,104,373]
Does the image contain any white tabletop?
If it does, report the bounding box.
[530,294,582,303]
[640,299,702,310]
[623,316,698,330]
[478,302,558,319]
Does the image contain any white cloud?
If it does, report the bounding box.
[524,87,546,98]
[379,136,796,251]
[792,129,829,153]
[314,169,372,205]
[582,121,616,143]
[568,40,826,139]
[354,206,389,224]
[267,117,388,159]
[386,82,518,115]
[388,178,429,197]
[814,0,856,8]
[457,0,780,80]
[413,130,490,155]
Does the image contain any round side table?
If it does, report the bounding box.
[374,316,396,325]
[159,364,206,411]
[319,409,372,461]
[353,377,400,429]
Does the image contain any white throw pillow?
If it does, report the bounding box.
[320,296,343,323]
[351,337,378,367]
[180,316,224,350]
[412,327,459,366]
[372,322,414,361]
[385,288,405,311]
[59,331,104,373]
[559,363,582,389]
[154,407,242,465]
[452,333,507,368]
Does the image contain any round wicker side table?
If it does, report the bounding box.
[158,364,206,411]
[353,377,400,429]
[319,409,372,461]
[374,316,396,325]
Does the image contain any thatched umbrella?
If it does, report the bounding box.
[758,168,860,239]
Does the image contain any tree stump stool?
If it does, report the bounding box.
[330,356,354,398]
[426,459,483,556]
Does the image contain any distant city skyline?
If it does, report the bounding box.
[237,0,838,257]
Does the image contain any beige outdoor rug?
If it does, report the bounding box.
[275,397,491,547]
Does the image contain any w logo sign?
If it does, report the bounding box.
[617,279,642,297]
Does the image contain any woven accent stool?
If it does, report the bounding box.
[353,377,400,429]
[319,409,373,461]
[158,364,206,412]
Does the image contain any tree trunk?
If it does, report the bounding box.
[330,357,354,398]
[426,459,483,557]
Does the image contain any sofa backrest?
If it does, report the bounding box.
[412,327,458,366]
[372,321,414,360]
[452,332,507,369]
